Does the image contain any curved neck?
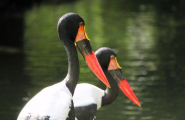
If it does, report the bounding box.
[61,35,79,96]
[101,69,119,106]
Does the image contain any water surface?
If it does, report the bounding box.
[1,0,185,120]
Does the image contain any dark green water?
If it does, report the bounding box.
[1,0,185,120]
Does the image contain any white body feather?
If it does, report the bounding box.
[17,81,72,120]
[73,83,104,110]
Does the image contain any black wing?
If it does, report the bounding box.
[74,104,97,120]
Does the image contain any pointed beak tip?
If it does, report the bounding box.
[118,80,141,107]
[102,77,111,88]
[134,100,141,107]
[85,52,110,88]
[137,103,141,107]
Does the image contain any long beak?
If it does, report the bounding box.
[108,56,140,106]
[75,22,110,88]
[110,69,141,107]
[85,52,110,88]
[119,78,141,107]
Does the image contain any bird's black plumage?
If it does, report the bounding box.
[17,13,103,120]
[74,47,121,120]
[57,13,85,95]
[75,104,97,120]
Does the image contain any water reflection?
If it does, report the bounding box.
[1,0,185,120]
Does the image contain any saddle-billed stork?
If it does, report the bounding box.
[17,13,110,120]
[73,47,141,120]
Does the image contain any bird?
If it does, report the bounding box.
[73,47,141,120]
[17,13,110,120]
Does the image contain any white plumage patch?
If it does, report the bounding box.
[73,83,104,110]
[17,81,72,120]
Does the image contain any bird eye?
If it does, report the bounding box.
[110,55,115,59]
[79,22,83,26]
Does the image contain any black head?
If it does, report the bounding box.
[95,47,117,70]
[57,13,85,42]
[57,13,110,88]
[95,48,141,107]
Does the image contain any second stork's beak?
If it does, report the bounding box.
[108,55,141,107]
[75,22,110,88]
